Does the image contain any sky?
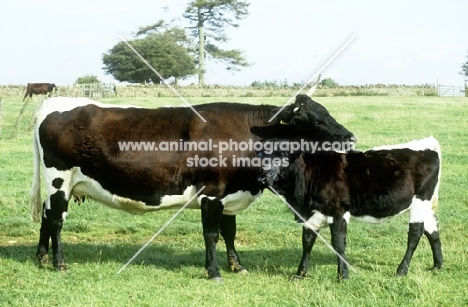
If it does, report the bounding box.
[1,0,467,87]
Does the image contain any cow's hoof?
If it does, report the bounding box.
[209,277,224,283]
[37,253,49,267]
[289,275,304,282]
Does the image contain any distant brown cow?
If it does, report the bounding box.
[23,83,56,101]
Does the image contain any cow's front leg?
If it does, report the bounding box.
[291,226,318,281]
[220,214,247,274]
[49,211,67,271]
[200,197,224,281]
[329,215,348,280]
[36,203,51,267]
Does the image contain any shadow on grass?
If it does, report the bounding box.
[0,241,349,277]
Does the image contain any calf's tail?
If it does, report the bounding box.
[430,136,442,210]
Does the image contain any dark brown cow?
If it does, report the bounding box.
[30,95,355,281]
[23,83,56,101]
[259,137,442,280]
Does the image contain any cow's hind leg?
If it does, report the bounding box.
[39,173,71,271]
[200,197,224,281]
[220,214,247,274]
[47,190,69,271]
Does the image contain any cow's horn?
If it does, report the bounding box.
[293,104,303,113]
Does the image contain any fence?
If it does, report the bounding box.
[438,85,466,97]
[56,83,116,98]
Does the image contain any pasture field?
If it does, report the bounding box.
[0,95,467,306]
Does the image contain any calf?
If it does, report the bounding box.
[23,83,56,101]
[259,137,442,279]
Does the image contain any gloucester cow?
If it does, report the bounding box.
[23,83,57,101]
[29,95,355,281]
[258,137,442,280]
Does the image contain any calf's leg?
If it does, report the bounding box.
[220,214,247,274]
[424,212,443,270]
[396,222,424,275]
[329,215,349,280]
[292,211,330,281]
[291,226,318,281]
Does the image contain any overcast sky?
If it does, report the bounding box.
[1,0,467,86]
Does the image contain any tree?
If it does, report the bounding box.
[461,52,468,82]
[321,78,339,88]
[102,30,195,85]
[75,74,100,84]
[183,0,251,85]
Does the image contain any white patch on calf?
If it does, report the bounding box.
[370,136,439,152]
[350,208,411,224]
[304,211,331,231]
[409,196,438,234]
[343,212,351,224]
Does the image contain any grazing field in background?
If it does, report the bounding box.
[0,95,467,306]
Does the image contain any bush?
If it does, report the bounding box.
[75,75,100,84]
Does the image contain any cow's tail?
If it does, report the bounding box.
[29,130,43,222]
[430,136,442,210]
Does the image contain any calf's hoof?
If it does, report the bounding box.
[430,264,443,272]
[54,262,69,272]
[337,274,349,282]
[209,277,224,283]
[231,262,248,274]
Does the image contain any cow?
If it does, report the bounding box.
[258,137,442,280]
[23,83,57,101]
[29,94,356,281]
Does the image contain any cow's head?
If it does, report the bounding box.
[251,94,356,146]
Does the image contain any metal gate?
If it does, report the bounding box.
[438,85,466,97]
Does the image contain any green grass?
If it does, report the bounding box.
[1,95,467,306]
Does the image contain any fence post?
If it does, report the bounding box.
[11,99,30,138]
[27,96,44,131]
